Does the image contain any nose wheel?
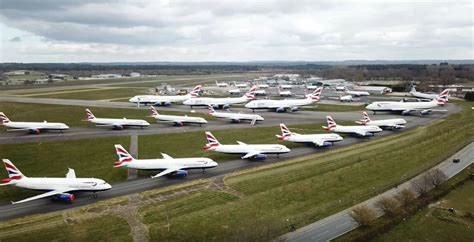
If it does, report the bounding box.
[202,169,206,174]
[93,193,98,199]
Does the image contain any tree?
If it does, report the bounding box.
[411,175,432,197]
[395,189,417,208]
[375,197,403,217]
[425,169,448,188]
[350,205,377,227]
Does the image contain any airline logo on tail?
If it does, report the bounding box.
[208,105,216,114]
[203,132,220,150]
[437,89,450,105]
[114,145,135,167]
[189,85,202,97]
[323,116,337,130]
[360,112,371,125]
[149,106,159,116]
[244,86,257,100]
[277,123,292,140]
[0,112,11,124]
[85,109,95,121]
[1,159,24,184]
[306,87,322,102]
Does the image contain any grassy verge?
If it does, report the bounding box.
[0,214,132,241]
[0,102,212,128]
[133,101,473,241]
[306,103,366,112]
[336,164,474,242]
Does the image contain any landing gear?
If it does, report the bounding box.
[202,169,206,174]
[93,193,98,199]
[277,154,280,158]
[373,111,376,115]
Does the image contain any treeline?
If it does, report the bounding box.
[1,63,473,84]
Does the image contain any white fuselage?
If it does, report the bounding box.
[236,83,248,88]
[254,90,266,96]
[88,117,150,128]
[129,94,192,105]
[340,95,353,102]
[279,90,292,96]
[280,85,293,89]
[211,144,290,155]
[362,119,406,128]
[12,177,111,192]
[330,125,382,135]
[123,158,217,170]
[410,91,438,100]
[152,114,207,125]
[366,100,440,112]
[210,111,264,122]
[257,84,269,89]
[245,98,313,110]
[284,133,343,144]
[346,90,370,96]
[183,96,249,106]
[2,121,69,131]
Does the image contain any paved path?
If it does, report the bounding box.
[281,142,474,242]
[127,135,139,179]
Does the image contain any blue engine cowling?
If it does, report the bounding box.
[362,132,374,137]
[53,193,75,202]
[420,110,431,115]
[212,104,220,109]
[321,141,333,147]
[29,129,40,134]
[276,107,286,113]
[290,107,299,112]
[253,154,268,161]
[162,101,172,106]
[222,104,230,109]
[170,170,188,177]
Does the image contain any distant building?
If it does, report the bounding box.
[4,70,29,76]
[92,74,123,79]
[129,72,141,77]
[354,86,392,94]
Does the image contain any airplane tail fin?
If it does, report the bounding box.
[113,145,135,167]
[277,123,292,140]
[306,87,322,102]
[149,106,159,116]
[189,85,202,97]
[360,111,371,125]
[1,159,25,185]
[437,89,450,104]
[243,85,257,100]
[323,116,337,130]
[85,109,95,121]
[208,105,216,114]
[0,112,11,125]
[203,131,220,150]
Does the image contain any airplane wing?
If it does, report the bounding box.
[161,153,173,159]
[12,189,72,204]
[312,139,325,146]
[151,167,182,179]
[241,151,260,159]
[354,130,369,136]
[236,141,247,145]
[6,128,42,132]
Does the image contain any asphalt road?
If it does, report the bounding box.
[281,142,474,242]
[0,103,459,221]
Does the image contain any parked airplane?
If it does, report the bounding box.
[183,86,257,109]
[280,84,293,89]
[149,106,207,126]
[276,123,343,147]
[216,81,228,87]
[234,81,248,88]
[0,159,111,204]
[228,89,241,95]
[254,89,267,96]
[355,112,406,130]
[323,116,382,137]
[366,90,448,115]
[85,109,150,129]
[245,87,322,112]
[129,85,202,106]
[278,88,293,97]
[0,112,69,134]
[305,84,320,90]
[345,90,370,97]
[203,131,290,160]
[338,95,354,102]
[208,106,264,123]
[256,83,270,89]
[410,87,450,101]
[335,86,346,91]
[113,145,217,178]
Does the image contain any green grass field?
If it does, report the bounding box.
[305,103,366,112]
[0,214,132,241]
[0,102,212,128]
[371,180,474,242]
[134,101,473,241]
[18,87,149,100]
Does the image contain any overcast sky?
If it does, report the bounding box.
[0,0,472,63]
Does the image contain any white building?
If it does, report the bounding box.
[129,72,141,77]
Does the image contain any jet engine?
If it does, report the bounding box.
[420,110,431,115]
[290,107,299,112]
[253,154,268,161]
[170,170,188,177]
[29,129,40,134]
[222,104,230,109]
[53,193,75,202]
[276,107,286,113]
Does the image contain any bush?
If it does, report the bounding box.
[350,205,377,227]
[375,197,403,217]
[464,92,474,101]
[395,189,417,208]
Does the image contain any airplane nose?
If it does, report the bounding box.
[105,183,112,190]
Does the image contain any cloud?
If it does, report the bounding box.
[0,0,472,62]
[9,36,21,42]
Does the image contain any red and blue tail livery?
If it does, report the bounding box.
[277,123,292,140]
[324,116,337,130]
[0,112,11,124]
[85,109,96,121]
[1,159,24,184]
[203,131,220,150]
[114,145,135,167]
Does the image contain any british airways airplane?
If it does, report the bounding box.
[0,112,69,134]
[0,159,111,204]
